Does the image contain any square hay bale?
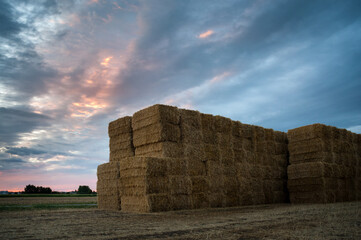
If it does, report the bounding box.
[232,136,243,150]
[265,141,276,155]
[287,162,327,179]
[272,191,288,203]
[235,162,251,179]
[97,162,120,181]
[289,191,326,204]
[289,151,333,164]
[223,176,239,196]
[217,132,232,146]
[204,143,220,162]
[223,194,240,207]
[145,157,168,176]
[121,196,149,213]
[274,131,287,143]
[233,149,248,163]
[201,113,215,130]
[135,142,183,158]
[241,124,254,140]
[97,180,118,192]
[109,134,134,152]
[179,109,201,129]
[170,194,192,210]
[108,116,132,138]
[223,165,237,176]
[219,147,234,166]
[287,124,330,143]
[243,138,254,152]
[191,176,209,193]
[209,193,223,208]
[169,176,192,195]
[274,142,288,155]
[98,195,121,210]
[209,175,224,193]
[181,125,203,144]
[272,154,288,167]
[119,176,146,189]
[187,159,207,176]
[132,104,180,130]
[207,161,223,177]
[133,122,181,147]
[148,193,171,212]
[251,191,266,205]
[202,129,218,145]
[254,126,265,142]
[146,176,169,194]
[264,128,275,141]
[110,148,135,161]
[232,121,242,137]
[191,193,210,209]
[214,115,232,133]
[288,138,331,156]
[255,141,266,153]
[167,158,188,176]
[184,144,205,161]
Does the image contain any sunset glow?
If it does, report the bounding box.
[198,30,214,38]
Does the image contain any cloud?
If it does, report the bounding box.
[0,108,51,145]
[4,147,47,156]
[198,30,214,38]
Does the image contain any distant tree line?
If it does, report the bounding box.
[24,184,52,194]
[23,184,94,194]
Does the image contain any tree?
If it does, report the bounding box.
[24,184,52,194]
[24,184,37,193]
[77,185,92,194]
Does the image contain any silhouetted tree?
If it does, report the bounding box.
[24,184,52,194]
[77,185,92,194]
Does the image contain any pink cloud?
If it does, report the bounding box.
[198,30,214,39]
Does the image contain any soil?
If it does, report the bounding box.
[0,201,360,239]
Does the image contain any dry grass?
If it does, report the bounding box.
[0,201,360,239]
[0,196,96,205]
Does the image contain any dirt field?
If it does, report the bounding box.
[0,196,96,205]
[0,201,360,239]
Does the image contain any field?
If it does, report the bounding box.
[0,196,360,240]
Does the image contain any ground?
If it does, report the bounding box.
[0,197,360,239]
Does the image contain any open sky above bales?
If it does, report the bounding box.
[1,0,360,191]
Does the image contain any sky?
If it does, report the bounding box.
[0,0,360,192]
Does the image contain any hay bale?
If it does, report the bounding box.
[232,121,242,137]
[191,193,210,209]
[209,193,223,207]
[169,176,192,195]
[218,132,232,146]
[272,191,288,203]
[274,142,287,155]
[243,139,254,152]
[148,193,171,212]
[289,151,333,164]
[179,108,201,129]
[183,144,205,161]
[121,196,149,212]
[287,162,328,179]
[132,104,180,130]
[232,136,243,150]
[133,122,181,147]
[274,131,287,143]
[289,191,327,204]
[181,125,203,144]
[204,143,220,162]
[167,158,188,176]
[235,162,251,179]
[254,126,265,142]
[110,148,135,161]
[108,116,132,138]
[287,124,330,143]
[171,194,192,210]
[219,147,234,166]
[135,142,183,158]
[288,138,331,156]
[272,154,288,167]
[214,115,232,133]
[190,176,209,193]
[264,128,275,141]
[109,133,134,152]
[97,162,120,181]
[241,124,254,140]
[187,158,207,176]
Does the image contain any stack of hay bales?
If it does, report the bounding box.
[97,162,121,210]
[97,104,290,212]
[287,124,360,203]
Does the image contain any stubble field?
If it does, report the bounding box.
[0,197,360,239]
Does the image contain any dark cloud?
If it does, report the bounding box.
[0,0,24,38]
[0,157,26,170]
[5,147,47,156]
[0,108,51,145]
